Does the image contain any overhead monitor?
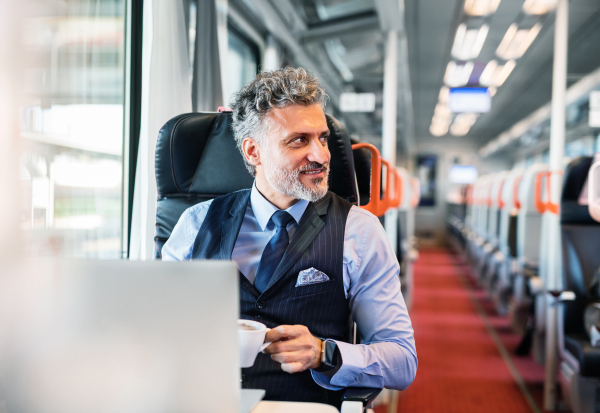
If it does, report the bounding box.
[448,88,491,113]
[449,164,478,184]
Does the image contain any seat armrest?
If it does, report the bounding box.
[341,387,382,406]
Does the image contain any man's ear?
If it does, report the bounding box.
[242,137,261,167]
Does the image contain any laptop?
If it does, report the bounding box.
[3,259,261,413]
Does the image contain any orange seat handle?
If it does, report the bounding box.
[352,143,383,216]
[534,171,550,214]
[381,159,393,210]
[513,176,523,210]
[546,170,564,215]
[379,161,403,210]
[467,184,474,205]
[498,179,506,209]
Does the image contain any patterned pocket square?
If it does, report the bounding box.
[295,268,330,287]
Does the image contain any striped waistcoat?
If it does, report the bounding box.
[191,189,352,405]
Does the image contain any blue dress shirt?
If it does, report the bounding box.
[162,183,417,391]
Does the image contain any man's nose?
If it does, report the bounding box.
[307,138,330,164]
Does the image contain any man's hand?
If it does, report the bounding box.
[263,325,322,373]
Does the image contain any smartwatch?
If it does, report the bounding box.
[314,339,340,373]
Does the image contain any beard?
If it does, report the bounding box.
[263,159,330,202]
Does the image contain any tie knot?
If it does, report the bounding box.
[271,210,294,228]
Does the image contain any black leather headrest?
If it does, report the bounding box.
[155,111,358,203]
[327,115,358,204]
[561,156,598,225]
[155,112,253,198]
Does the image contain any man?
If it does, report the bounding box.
[162,67,417,405]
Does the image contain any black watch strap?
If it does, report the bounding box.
[313,339,341,374]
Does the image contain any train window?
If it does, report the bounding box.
[20,0,126,258]
[225,23,259,105]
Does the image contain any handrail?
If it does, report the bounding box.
[589,160,600,223]
[534,171,550,214]
[411,177,420,208]
[351,143,383,216]
[513,176,523,210]
[546,170,564,215]
[498,179,506,209]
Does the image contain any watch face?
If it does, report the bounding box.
[323,340,337,367]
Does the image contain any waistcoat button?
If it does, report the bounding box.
[256,301,266,309]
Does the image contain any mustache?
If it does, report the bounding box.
[296,162,330,174]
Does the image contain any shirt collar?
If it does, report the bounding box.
[250,182,309,231]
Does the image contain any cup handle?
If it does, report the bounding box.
[260,328,271,353]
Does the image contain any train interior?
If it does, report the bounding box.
[1,0,600,412]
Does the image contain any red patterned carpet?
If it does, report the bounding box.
[389,247,547,413]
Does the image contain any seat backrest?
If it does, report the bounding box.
[498,168,523,256]
[154,112,358,258]
[488,171,508,247]
[350,137,371,207]
[517,163,548,267]
[560,156,600,334]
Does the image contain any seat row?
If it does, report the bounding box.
[447,155,600,413]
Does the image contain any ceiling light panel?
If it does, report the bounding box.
[522,0,559,15]
[478,60,498,86]
[464,0,502,16]
[439,87,450,103]
[452,24,489,60]
[430,123,450,137]
[478,60,516,87]
[493,59,516,86]
[450,113,478,136]
[496,23,541,59]
[444,61,475,87]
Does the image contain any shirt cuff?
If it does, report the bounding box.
[311,340,383,390]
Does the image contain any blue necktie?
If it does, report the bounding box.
[254,210,295,293]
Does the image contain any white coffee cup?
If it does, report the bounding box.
[238,319,271,368]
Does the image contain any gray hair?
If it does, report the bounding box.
[229,67,329,176]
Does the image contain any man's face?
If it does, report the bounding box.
[258,104,331,202]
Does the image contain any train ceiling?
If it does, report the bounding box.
[236,0,600,158]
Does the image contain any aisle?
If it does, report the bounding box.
[394,248,544,413]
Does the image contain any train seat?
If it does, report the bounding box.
[490,168,524,318]
[469,174,494,281]
[154,111,358,258]
[481,172,508,295]
[517,163,549,272]
[153,111,385,411]
[512,163,549,361]
[558,156,600,413]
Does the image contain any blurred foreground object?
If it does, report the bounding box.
[2,259,240,413]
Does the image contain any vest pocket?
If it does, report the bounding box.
[290,279,335,297]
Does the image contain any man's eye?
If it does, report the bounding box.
[320,136,329,144]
